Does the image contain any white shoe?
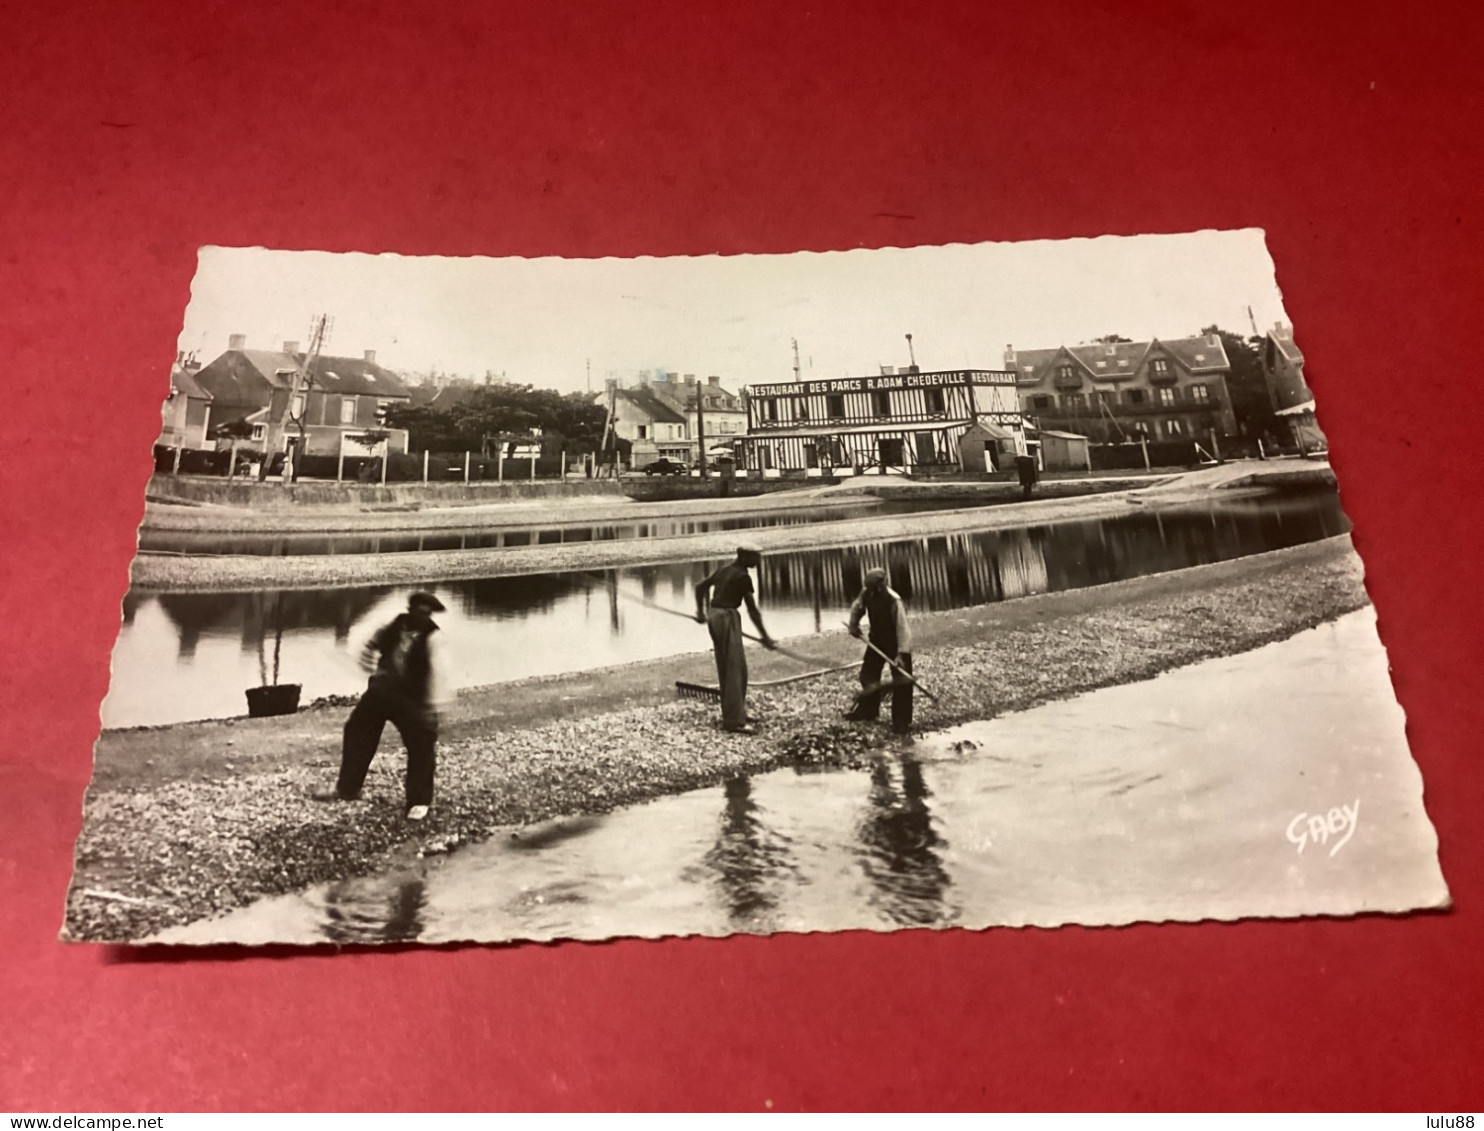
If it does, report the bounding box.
[406,805,430,821]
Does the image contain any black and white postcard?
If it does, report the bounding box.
[65,231,1449,945]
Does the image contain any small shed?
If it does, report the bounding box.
[958,421,1018,473]
[1039,429,1092,472]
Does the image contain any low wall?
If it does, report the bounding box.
[146,474,628,509]
[621,476,839,502]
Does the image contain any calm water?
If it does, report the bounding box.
[154,609,1448,945]
[104,489,1349,728]
[136,499,979,557]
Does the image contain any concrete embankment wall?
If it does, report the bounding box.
[146,474,628,509]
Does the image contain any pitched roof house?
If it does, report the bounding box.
[1007,334,1237,444]
[191,335,412,455]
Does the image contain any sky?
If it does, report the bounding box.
[178,230,1292,394]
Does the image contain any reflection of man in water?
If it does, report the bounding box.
[857,756,952,927]
[844,567,914,734]
[702,775,796,926]
[695,544,776,735]
[314,591,452,821]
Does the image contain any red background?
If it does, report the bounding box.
[2,0,1481,1112]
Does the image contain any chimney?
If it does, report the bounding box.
[1207,332,1221,348]
[708,375,721,386]
[363,349,377,365]
[683,375,697,386]
[1272,321,1293,340]
[1004,345,1017,369]
[638,370,652,387]
[228,333,247,351]
[282,340,300,355]
[881,365,895,376]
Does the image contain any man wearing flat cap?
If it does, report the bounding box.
[695,543,776,735]
[316,590,453,820]
[845,567,915,734]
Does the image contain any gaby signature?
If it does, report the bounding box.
[1286,800,1361,857]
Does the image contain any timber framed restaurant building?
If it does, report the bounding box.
[735,367,1026,474]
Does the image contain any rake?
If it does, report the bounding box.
[846,625,940,703]
[675,662,857,702]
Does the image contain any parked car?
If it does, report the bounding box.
[642,458,687,476]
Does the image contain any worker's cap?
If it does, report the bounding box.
[407,591,446,613]
[864,567,889,585]
[736,542,763,557]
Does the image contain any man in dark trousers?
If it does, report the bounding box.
[315,591,452,820]
[844,567,915,734]
[695,543,776,735]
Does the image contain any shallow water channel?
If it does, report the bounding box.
[105,488,1348,728]
[155,608,1447,945]
[137,498,970,557]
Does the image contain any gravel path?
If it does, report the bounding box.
[65,535,1370,943]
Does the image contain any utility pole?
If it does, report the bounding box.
[792,338,801,382]
[695,380,708,479]
[586,358,591,394]
[260,314,331,483]
[905,333,916,371]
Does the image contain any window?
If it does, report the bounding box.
[762,398,778,422]
[1190,384,1210,403]
[251,423,266,441]
[1127,389,1146,405]
[1030,395,1052,410]
[826,394,846,419]
[1059,365,1074,382]
[1062,393,1084,410]
[795,397,810,421]
[874,390,892,417]
[1152,358,1171,379]
[637,425,648,439]
[1157,387,1176,406]
[924,388,945,414]
[340,397,356,424]
[1165,418,1184,436]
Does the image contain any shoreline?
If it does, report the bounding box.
[128,481,1293,593]
[67,535,1370,943]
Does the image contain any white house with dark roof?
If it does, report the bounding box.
[189,335,412,456]
[157,359,214,450]
[645,371,750,462]
[596,375,693,465]
[1007,334,1237,444]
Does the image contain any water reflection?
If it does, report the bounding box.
[108,489,1350,727]
[855,755,955,927]
[700,776,799,928]
[137,500,952,558]
[319,874,428,945]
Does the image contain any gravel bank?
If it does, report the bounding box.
[66,536,1370,943]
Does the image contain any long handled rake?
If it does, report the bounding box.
[848,625,940,703]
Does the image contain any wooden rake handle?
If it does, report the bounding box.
[849,625,939,703]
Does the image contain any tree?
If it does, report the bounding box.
[385,385,609,454]
[1202,325,1276,446]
